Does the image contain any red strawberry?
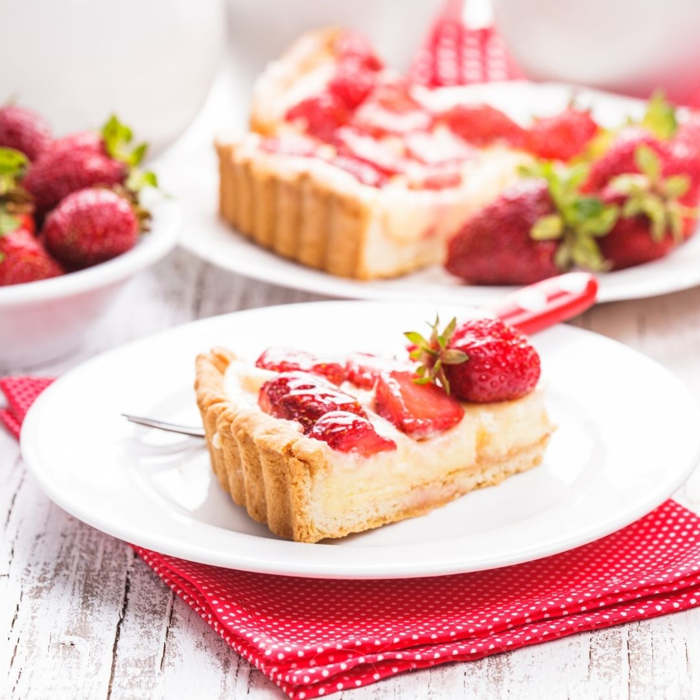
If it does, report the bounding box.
[334,126,405,176]
[255,347,346,385]
[446,162,620,284]
[308,411,396,456]
[46,130,104,157]
[328,60,377,110]
[440,104,527,148]
[0,216,63,285]
[328,154,387,187]
[43,188,138,268]
[597,213,676,269]
[285,93,350,142]
[258,372,365,432]
[345,353,412,389]
[351,81,433,136]
[335,31,383,71]
[406,317,541,403]
[372,370,464,438]
[582,129,669,192]
[446,180,559,284]
[526,107,599,161]
[23,148,126,213]
[596,145,695,267]
[0,105,51,161]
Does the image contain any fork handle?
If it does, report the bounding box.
[491,272,598,335]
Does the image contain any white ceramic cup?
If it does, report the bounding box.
[0,0,227,153]
[492,0,700,103]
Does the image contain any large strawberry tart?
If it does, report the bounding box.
[216,28,700,283]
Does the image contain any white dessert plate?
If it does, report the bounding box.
[169,78,700,305]
[20,301,700,579]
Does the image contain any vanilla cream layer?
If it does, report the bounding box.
[223,360,553,519]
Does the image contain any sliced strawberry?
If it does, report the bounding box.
[440,104,527,148]
[372,370,464,439]
[406,163,463,190]
[526,108,599,161]
[285,93,350,143]
[258,372,365,432]
[335,30,383,71]
[351,82,433,137]
[334,126,406,175]
[329,154,388,187]
[404,129,475,165]
[308,410,396,456]
[328,60,377,110]
[259,135,318,158]
[255,347,346,385]
[345,353,412,389]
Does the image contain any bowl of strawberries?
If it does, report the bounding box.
[0,105,179,368]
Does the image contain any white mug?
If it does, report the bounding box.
[0,0,227,152]
[492,0,700,103]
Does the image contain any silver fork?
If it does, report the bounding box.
[122,413,205,438]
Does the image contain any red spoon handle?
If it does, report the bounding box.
[492,272,598,335]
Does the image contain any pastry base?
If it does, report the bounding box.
[195,348,552,543]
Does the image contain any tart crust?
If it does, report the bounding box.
[216,139,523,280]
[195,348,553,543]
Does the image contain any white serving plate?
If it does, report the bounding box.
[20,301,700,579]
[168,77,700,305]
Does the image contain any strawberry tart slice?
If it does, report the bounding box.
[195,315,553,542]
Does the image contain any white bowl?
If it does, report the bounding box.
[0,191,179,370]
[492,0,700,103]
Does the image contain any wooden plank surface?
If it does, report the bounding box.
[2,248,700,699]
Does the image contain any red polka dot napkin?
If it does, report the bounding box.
[3,376,700,699]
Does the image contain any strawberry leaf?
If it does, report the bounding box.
[0,210,20,236]
[664,175,690,199]
[641,91,677,140]
[635,144,661,182]
[531,214,563,240]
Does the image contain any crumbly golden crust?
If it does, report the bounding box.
[195,349,552,543]
[216,141,374,279]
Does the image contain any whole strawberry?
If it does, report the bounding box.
[406,316,541,403]
[23,148,125,214]
[0,213,63,285]
[526,107,599,161]
[43,188,139,268]
[0,105,52,161]
[23,114,155,213]
[446,162,619,284]
[46,130,105,157]
[597,145,696,268]
[445,180,558,284]
[582,128,669,193]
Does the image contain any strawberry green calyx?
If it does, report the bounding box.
[0,147,28,196]
[405,316,468,395]
[100,114,158,193]
[609,145,696,242]
[640,91,677,140]
[521,160,619,271]
[0,209,20,236]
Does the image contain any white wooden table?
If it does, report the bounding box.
[3,249,700,699]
